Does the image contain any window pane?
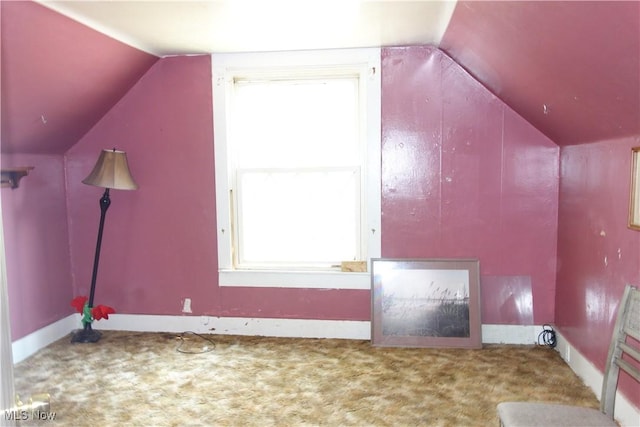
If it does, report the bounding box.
[232,78,359,168]
[237,169,360,267]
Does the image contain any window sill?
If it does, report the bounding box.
[218,269,370,290]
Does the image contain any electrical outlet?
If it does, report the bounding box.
[182,298,192,313]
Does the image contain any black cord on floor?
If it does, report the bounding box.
[537,324,557,348]
[176,331,216,354]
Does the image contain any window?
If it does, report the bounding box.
[212,49,380,289]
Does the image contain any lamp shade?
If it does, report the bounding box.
[82,149,138,190]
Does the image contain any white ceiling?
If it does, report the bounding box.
[37,1,458,57]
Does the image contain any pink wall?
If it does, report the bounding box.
[63,47,559,326]
[441,1,640,146]
[0,1,158,155]
[1,0,156,341]
[1,154,73,340]
[65,55,371,321]
[556,136,640,406]
[382,46,559,324]
[65,56,219,316]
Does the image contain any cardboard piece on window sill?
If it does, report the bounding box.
[341,261,367,272]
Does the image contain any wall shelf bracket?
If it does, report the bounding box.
[1,167,34,189]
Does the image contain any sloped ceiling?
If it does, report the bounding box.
[1,1,639,154]
[440,1,640,146]
[1,0,456,155]
[0,1,159,155]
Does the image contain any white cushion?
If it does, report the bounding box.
[497,402,617,427]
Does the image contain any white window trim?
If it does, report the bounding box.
[212,48,381,290]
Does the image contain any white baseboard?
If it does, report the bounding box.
[93,314,371,340]
[555,331,639,427]
[95,315,545,344]
[14,315,546,360]
[12,315,77,364]
[481,324,544,344]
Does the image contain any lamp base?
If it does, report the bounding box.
[71,324,102,343]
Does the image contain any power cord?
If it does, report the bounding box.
[176,331,216,354]
[537,324,557,348]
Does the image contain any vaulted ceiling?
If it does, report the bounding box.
[1,1,638,154]
[440,1,639,146]
[36,0,459,55]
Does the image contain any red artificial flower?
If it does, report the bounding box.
[91,305,115,321]
[71,296,88,314]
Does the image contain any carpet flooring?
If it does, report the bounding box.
[12,331,600,426]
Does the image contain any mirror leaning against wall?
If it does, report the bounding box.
[629,147,640,230]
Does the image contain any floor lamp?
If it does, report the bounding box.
[71,149,138,343]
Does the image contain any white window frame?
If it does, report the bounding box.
[212,48,381,289]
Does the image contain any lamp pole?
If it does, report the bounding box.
[88,188,111,308]
[71,188,111,343]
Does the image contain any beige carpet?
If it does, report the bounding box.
[12,331,600,426]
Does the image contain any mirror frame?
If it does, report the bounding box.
[629,147,640,230]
